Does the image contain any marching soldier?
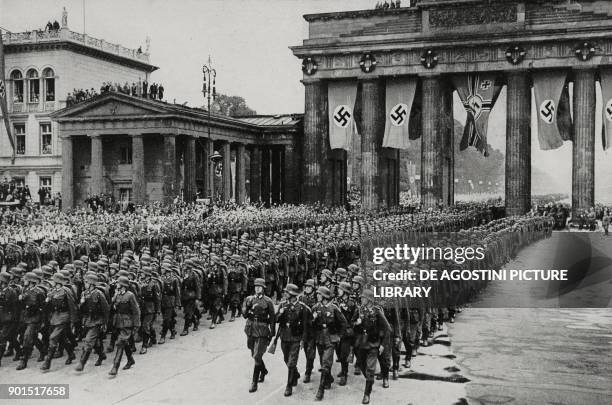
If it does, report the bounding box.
[159,264,181,343]
[243,278,275,393]
[227,255,246,322]
[298,278,317,383]
[334,281,357,386]
[353,288,391,404]
[275,283,309,397]
[16,272,46,370]
[207,256,228,329]
[109,276,140,376]
[41,272,78,371]
[0,272,20,367]
[180,263,201,336]
[76,272,110,371]
[311,286,347,401]
[138,267,161,354]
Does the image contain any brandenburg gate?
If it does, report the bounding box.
[292,0,612,215]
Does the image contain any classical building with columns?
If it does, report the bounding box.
[291,0,612,215]
[0,23,156,197]
[51,92,301,210]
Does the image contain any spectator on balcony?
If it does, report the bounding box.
[383,1,390,10]
[131,83,137,96]
[46,21,53,31]
[123,82,130,94]
[52,21,60,31]
[137,46,142,54]
[158,84,164,100]
[150,83,158,99]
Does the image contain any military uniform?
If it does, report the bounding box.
[227,258,246,321]
[17,273,47,370]
[138,272,160,353]
[242,278,275,393]
[311,286,347,401]
[109,277,140,376]
[298,279,317,382]
[0,272,20,367]
[76,273,110,371]
[207,260,228,328]
[180,267,201,335]
[159,269,181,342]
[334,282,357,386]
[276,284,309,396]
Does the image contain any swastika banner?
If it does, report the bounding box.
[599,69,612,150]
[328,82,357,150]
[532,71,572,150]
[383,78,417,149]
[452,73,502,157]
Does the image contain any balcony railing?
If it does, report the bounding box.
[2,28,151,64]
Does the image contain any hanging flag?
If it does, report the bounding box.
[452,73,502,157]
[0,30,15,160]
[409,81,421,140]
[600,69,612,151]
[532,71,572,150]
[328,82,357,150]
[383,78,417,149]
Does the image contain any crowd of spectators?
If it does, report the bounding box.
[375,0,402,10]
[66,80,165,107]
[0,178,61,208]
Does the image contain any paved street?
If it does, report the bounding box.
[1,315,468,405]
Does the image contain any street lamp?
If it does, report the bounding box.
[202,56,217,139]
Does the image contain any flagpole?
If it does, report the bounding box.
[0,29,16,164]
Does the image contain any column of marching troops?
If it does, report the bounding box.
[0,206,554,404]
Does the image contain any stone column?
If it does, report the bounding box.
[201,138,213,198]
[131,134,146,204]
[271,147,282,204]
[184,136,196,202]
[261,147,271,207]
[162,134,176,204]
[250,146,261,203]
[442,85,455,206]
[235,143,246,204]
[284,142,299,203]
[61,135,73,211]
[421,76,444,208]
[505,71,531,216]
[572,69,596,216]
[221,141,231,201]
[361,79,385,210]
[303,81,328,203]
[89,134,103,196]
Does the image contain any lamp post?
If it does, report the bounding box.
[210,150,222,201]
[202,56,217,139]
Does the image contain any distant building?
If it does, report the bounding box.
[0,24,157,197]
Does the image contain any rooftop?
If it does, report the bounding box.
[2,28,157,72]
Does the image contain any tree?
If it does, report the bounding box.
[210,93,257,117]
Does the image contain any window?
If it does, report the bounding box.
[39,176,52,193]
[40,123,52,155]
[26,69,39,103]
[43,68,55,102]
[120,145,132,164]
[10,70,24,103]
[14,123,26,155]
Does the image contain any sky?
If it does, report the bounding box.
[2,0,611,200]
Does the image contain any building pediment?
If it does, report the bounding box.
[51,93,170,120]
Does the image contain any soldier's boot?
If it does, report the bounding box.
[193,317,199,331]
[284,368,293,397]
[16,349,30,371]
[34,339,46,363]
[139,333,148,354]
[292,367,300,386]
[403,357,411,368]
[170,329,177,339]
[209,313,216,330]
[258,362,268,383]
[106,339,115,353]
[249,365,260,393]
[149,330,157,346]
[314,370,326,401]
[12,346,22,362]
[362,380,373,404]
[180,320,190,336]
[159,328,167,345]
[382,372,389,388]
[230,308,236,322]
[53,345,63,359]
[354,359,362,375]
[338,362,348,386]
[304,359,313,383]
[108,345,124,376]
[75,348,91,372]
[40,346,56,371]
[94,347,106,366]
[392,369,399,380]
[129,336,137,354]
[123,345,135,370]
[65,346,76,365]
[3,347,13,358]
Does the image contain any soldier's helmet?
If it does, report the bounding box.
[32,269,45,280]
[117,276,130,288]
[316,286,332,300]
[254,278,266,288]
[141,267,152,276]
[52,272,67,285]
[24,272,40,284]
[338,281,352,295]
[348,264,359,274]
[41,265,54,278]
[84,272,99,283]
[352,275,365,287]
[335,268,348,279]
[0,272,12,284]
[321,269,333,278]
[284,283,300,296]
[304,279,316,288]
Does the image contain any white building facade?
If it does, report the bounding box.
[0,25,157,197]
